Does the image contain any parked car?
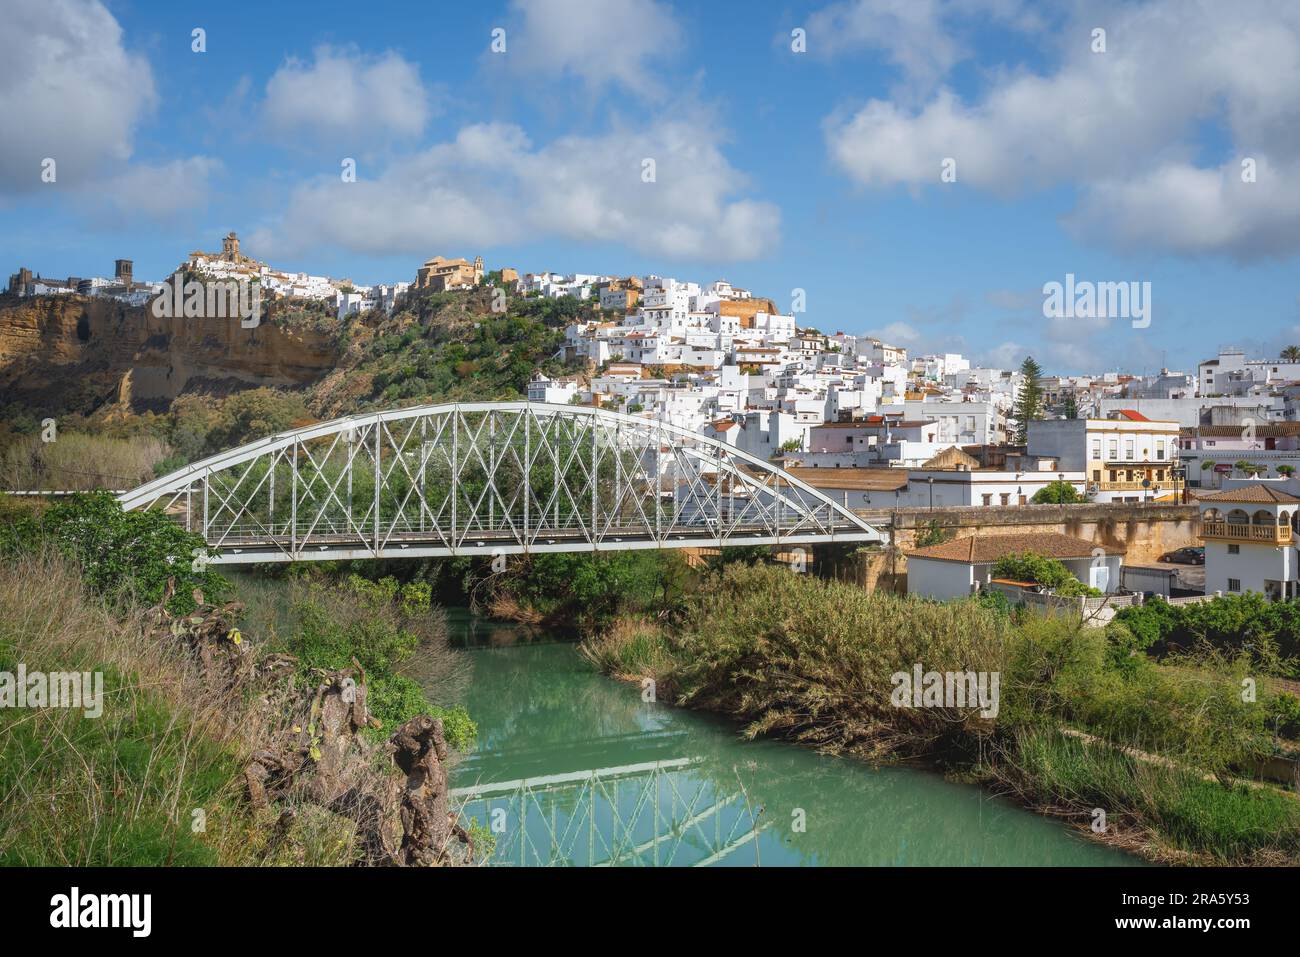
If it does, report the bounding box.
[1159,546,1205,565]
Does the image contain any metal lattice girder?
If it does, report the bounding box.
[117,402,884,565]
[449,757,771,867]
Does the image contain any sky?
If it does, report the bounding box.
[1,0,1297,376]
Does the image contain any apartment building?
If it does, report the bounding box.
[1027,411,1183,502]
[1197,484,1300,600]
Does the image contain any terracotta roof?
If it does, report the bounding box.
[906,532,1122,564]
[1113,409,1150,421]
[780,466,908,492]
[1195,423,1300,438]
[1195,484,1300,504]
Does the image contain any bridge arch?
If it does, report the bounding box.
[118,402,882,564]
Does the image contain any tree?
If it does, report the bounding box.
[1234,460,1266,476]
[1012,356,1045,444]
[1031,480,1083,504]
[1282,345,1300,362]
[1062,394,1078,419]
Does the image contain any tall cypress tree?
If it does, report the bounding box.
[1014,356,1044,444]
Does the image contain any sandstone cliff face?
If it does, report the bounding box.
[0,294,342,413]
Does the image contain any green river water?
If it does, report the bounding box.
[430,610,1141,868]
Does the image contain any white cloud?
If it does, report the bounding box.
[252,116,779,262]
[823,0,1300,257]
[866,321,925,347]
[262,46,435,142]
[91,157,222,222]
[494,0,684,99]
[1065,158,1300,259]
[805,0,1046,97]
[0,0,156,192]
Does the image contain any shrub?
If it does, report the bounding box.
[0,491,227,614]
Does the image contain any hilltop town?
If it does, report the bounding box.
[8,235,1300,604]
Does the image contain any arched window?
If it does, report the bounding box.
[1226,509,1249,525]
[1252,509,1273,526]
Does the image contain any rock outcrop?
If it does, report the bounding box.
[0,293,342,414]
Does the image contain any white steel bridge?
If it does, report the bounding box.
[117,401,883,565]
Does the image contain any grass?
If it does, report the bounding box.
[993,729,1300,864]
[0,553,254,865]
[0,553,478,866]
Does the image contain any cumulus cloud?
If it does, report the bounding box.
[805,0,1046,96]
[0,0,156,192]
[823,0,1300,257]
[262,46,435,142]
[493,0,684,99]
[90,157,222,222]
[252,116,779,262]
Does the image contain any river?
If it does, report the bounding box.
[429,610,1140,868]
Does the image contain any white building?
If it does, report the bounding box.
[1027,411,1183,503]
[1197,484,1300,601]
[905,533,1124,600]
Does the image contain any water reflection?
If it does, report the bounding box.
[432,617,1139,867]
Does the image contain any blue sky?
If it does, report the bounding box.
[2,0,1297,375]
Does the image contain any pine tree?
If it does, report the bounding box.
[1013,356,1044,444]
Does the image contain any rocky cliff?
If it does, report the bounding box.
[0,293,343,414]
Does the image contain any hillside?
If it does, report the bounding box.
[0,283,597,484]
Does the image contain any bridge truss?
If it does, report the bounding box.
[450,757,770,867]
[117,402,882,564]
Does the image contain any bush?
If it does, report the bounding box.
[0,491,227,614]
[991,551,1100,597]
[1116,594,1300,667]
[276,575,475,748]
[1031,480,1083,504]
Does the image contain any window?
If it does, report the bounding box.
[1228,578,1242,592]
[982,494,992,506]
[1124,438,1135,460]
[1000,493,1010,505]
[1155,440,1165,460]
[1092,469,1101,481]
[1091,439,1101,460]
[1228,544,1240,555]
[1108,439,1118,459]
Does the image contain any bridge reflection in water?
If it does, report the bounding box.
[451,748,768,867]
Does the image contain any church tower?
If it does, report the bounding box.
[222,232,241,261]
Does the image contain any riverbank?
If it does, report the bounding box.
[0,494,480,866]
[580,563,1300,866]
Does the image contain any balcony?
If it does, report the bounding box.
[1097,480,1184,492]
[1200,520,1293,545]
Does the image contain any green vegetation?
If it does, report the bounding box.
[0,432,170,491]
[991,551,1101,597]
[1030,480,1084,504]
[1012,356,1045,444]
[0,491,228,614]
[483,550,690,633]
[0,495,478,866]
[255,573,475,748]
[581,562,1300,864]
[0,556,247,865]
[1116,593,1300,668]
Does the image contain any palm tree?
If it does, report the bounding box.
[1282,345,1300,362]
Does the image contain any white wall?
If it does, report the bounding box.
[906,558,975,600]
